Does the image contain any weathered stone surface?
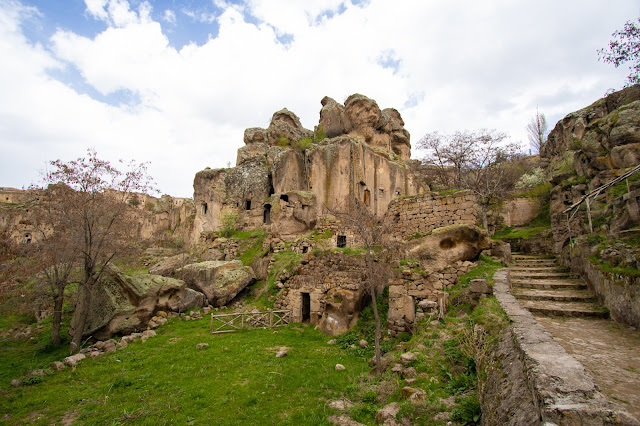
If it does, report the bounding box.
[319,96,345,138]
[408,224,492,271]
[276,350,287,358]
[375,402,400,424]
[69,266,205,340]
[196,343,209,350]
[267,108,313,146]
[149,253,194,277]
[470,279,490,294]
[178,260,254,307]
[63,353,86,367]
[50,361,65,371]
[335,364,346,371]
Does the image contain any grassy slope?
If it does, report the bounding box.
[0,320,369,425]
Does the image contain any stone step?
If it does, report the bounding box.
[512,260,559,267]
[512,254,556,260]
[511,279,588,290]
[510,271,578,280]
[521,300,609,319]
[512,258,559,264]
[513,288,597,302]
[509,266,569,273]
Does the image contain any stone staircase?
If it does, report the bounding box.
[509,254,609,318]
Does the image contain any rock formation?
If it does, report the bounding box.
[192,94,420,242]
[69,266,205,340]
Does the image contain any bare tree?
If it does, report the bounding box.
[418,129,523,233]
[37,149,154,353]
[598,18,640,87]
[526,107,547,154]
[327,200,391,374]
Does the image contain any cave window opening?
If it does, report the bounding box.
[201,203,208,215]
[24,233,31,244]
[301,292,311,323]
[280,194,289,203]
[337,235,347,248]
[263,204,271,224]
[245,199,251,210]
[363,189,370,206]
[379,188,385,196]
[302,246,308,254]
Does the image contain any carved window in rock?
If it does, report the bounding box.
[245,199,252,210]
[24,233,31,244]
[302,246,308,254]
[280,194,289,203]
[364,189,370,206]
[337,235,347,248]
[263,204,271,225]
[201,203,208,215]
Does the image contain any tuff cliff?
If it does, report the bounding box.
[192,94,421,243]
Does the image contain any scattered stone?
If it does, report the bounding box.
[142,330,156,339]
[157,310,167,318]
[375,402,400,424]
[10,379,21,387]
[402,367,417,378]
[117,340,128,349]
[328,399,353,411]
[276,350,287,358]
[400,352,418,364]
[327,339,337,345]
[401,386,426,401]
[335,364,346,371]
[63,353,86,367]
[184,316,191,321]
[327,415,365,426]
[405,378,416,385]
[358,339,368,348]
[203,306,212,315]
[50,361,65,371]
[196,343,209,350]
[103,339,117,353]
[391,364,403,373]
[87,351,102,359]
[26,369,50,377]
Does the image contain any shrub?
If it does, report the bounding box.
[515,167,546,189]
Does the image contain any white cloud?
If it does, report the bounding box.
[0,0,636,196]
[163,9,176,25]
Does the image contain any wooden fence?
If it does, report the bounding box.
[210,310,292,334]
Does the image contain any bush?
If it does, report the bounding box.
[451,394,481,425]
[220,211,239,238]
[515,167,546,189]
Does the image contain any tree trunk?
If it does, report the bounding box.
[480,204,490,235]
[70,282,92,353]
[370,286,382,375]
[51,292,64,345]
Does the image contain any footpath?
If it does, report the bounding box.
[509,254,640,423]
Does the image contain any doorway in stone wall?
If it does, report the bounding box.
[301,292,310,323]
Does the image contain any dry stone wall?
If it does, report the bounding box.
[384,191,477,241]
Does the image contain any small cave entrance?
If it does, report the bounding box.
[280,194,289,203]
[245,199,252,210]
[24,233,31,244]
[337,235,347,248]
[302,246,308,254]
[301,292,311,323]
[363,189,370,206]
[201,203,208,215]
[263,204,271,224]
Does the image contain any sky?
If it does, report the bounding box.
[0,0,638,198]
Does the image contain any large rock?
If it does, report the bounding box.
[178,260,255,307]
[69,266,205,340]
[317,288,361,336]
[149,253,194,276]
[266,108,313,146]
[408,224,492,271]
[318,96,345,138]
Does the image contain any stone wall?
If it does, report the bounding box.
[387,260,474,336]
[274,252,371,335]
[499,197,540,227]
[384,191,477,241]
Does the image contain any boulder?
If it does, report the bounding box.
[149,253,194,277]
[335,364,346,371]
[177,260,255,307]
[69,266,205,340]
[63,353,86,367]
[50,361,65,371]
[317,288,361,336]
[408,224,492,271]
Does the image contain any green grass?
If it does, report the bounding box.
[236,230,268,267]
[266,250,303,297]
[0,320,369,425]
[492,226,548,240]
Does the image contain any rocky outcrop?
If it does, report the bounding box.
[69,266,205,340]
[177,260,255,307]
[319,94,412,160]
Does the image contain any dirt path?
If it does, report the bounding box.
[535,315,640,421]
